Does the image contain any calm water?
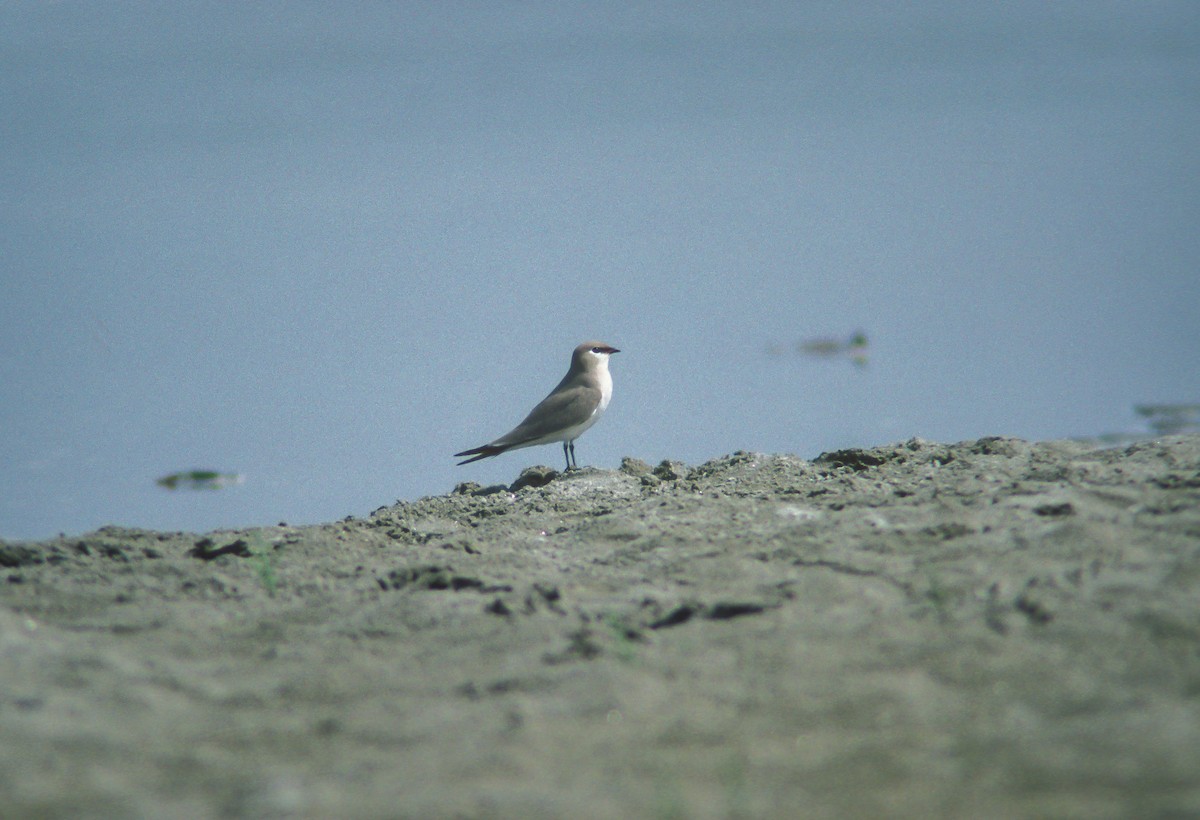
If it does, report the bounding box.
[2,3,1198,539]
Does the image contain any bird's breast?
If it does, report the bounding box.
[595,367,613,414]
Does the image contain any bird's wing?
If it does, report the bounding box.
[490,382,601,448]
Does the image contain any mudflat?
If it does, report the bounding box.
[2,436,1198,818]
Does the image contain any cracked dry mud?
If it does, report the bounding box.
[2,436,1199,818]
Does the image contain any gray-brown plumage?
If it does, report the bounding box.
[455,341,620,470]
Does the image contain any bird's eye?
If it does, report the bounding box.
[591,347,601,353]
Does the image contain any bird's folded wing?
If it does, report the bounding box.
[491,384,600,447]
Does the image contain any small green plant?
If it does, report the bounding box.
[924,568,952,620]
[245,533,278,596]
[601,612,642,662]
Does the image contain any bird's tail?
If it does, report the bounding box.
[454,444,507,465]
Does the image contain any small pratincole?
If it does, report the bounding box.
[455,341,620,471]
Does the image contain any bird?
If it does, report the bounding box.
[455,341,620,470]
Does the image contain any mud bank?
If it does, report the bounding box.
[2,436,1198,818]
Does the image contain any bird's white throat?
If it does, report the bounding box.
[591,353,614,413]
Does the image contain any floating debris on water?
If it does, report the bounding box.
[1134,404,1200,436]
[1073,403,1200,447]
[768,331,869,367]
[157,470,245,491]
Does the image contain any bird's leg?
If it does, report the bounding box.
[569,441,576,469]
[562,441,571,471]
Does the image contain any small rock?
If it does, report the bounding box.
[485,598,512,617]
[620,457,652,476]
[653,460,688,481]
[814,448,888,472]
[0,545,43,568]
[510,466,558,492]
